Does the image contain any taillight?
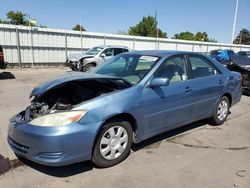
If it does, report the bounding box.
[0,52,3,61]
[240,74,243,85]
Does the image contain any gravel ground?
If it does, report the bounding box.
[0,68,249,188]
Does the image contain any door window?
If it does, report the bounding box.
[155,56,188,84]
[114,48,124,55]
[102,48,114,57]
[189,56,219,78]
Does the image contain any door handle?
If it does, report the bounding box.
[184,86,192,93]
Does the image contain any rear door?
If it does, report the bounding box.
[186,54,225,121]
[114,48,125,56]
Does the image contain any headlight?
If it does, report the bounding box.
[30,110,87,127]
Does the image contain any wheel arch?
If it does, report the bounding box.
[82,60,97,66]
[102,113,138,134]
[91,112,138,158]
[222,92,232,106]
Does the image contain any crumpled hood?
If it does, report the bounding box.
[67,53,94,62]
[30,72,127,98]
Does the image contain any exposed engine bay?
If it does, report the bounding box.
[21,78,131,122]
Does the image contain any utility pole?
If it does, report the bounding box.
[80,18,83,53]
[231,0,239,43]
[155,11,159,50]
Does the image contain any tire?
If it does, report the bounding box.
[92,120,133,168]
[210,96,230,125]
[82,63,96,72]
[77,61,83,71]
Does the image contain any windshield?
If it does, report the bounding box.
[93,54,160,84]
[86,47,104,55]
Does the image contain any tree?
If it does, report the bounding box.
[234,29,250,45]
[194,32,209,41]
[208,38,217,43]
[128,16,167,38]
[117,30,128,35]
[173,31,216,42]
[6,11,28,25]
[0,11,44,27]
[72,24,86,31]
[173,31,194,41]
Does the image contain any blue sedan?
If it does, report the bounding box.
[8,51,242,167]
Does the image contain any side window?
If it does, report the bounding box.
[104,56,127,69]
[114,48,124,55]
[123,49,129,53]
[155,56,188,84]
[189,56,219,78]
[102,48,114,57]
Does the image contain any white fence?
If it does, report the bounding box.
[0,23,250,66]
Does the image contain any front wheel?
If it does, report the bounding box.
[210,96,230,125]
[92,120,133,168]
[82,63,96,72]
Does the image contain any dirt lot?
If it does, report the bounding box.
[0,68,250,188]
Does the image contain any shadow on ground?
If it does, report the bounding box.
[0,72,15,80]
[132,119,208,151]
[19,158,93,177]
[14,119,209,177]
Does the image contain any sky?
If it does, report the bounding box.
[0,0,249,43]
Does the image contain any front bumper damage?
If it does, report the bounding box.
[65,60,80,71]
[7,112,102,166]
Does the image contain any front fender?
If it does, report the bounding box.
[68,54,94,62]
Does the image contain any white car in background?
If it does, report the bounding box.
[66,45,130,71]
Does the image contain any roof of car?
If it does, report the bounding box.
[96,45,129,49]
[238,51,250,53]
[125,50,202,57]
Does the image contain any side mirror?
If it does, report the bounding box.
[148,78,169,87]
[100,54,106,58]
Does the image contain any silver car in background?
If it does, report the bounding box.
[66,45,130,71]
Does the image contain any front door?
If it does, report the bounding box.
[141,55,194,138]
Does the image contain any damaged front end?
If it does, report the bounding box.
[226,56,250,94]
[227,63,250,94]
[18,73,131,124]
[65,54,94,71]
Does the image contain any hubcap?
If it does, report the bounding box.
[100,126,128,160]
[85,65,95,72]
[217,100,228,121]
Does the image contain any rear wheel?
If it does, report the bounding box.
[210,96,230,125]
[92,120,133,168]
[82,63,96,72]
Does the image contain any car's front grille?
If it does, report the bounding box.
[8,137,29,154]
